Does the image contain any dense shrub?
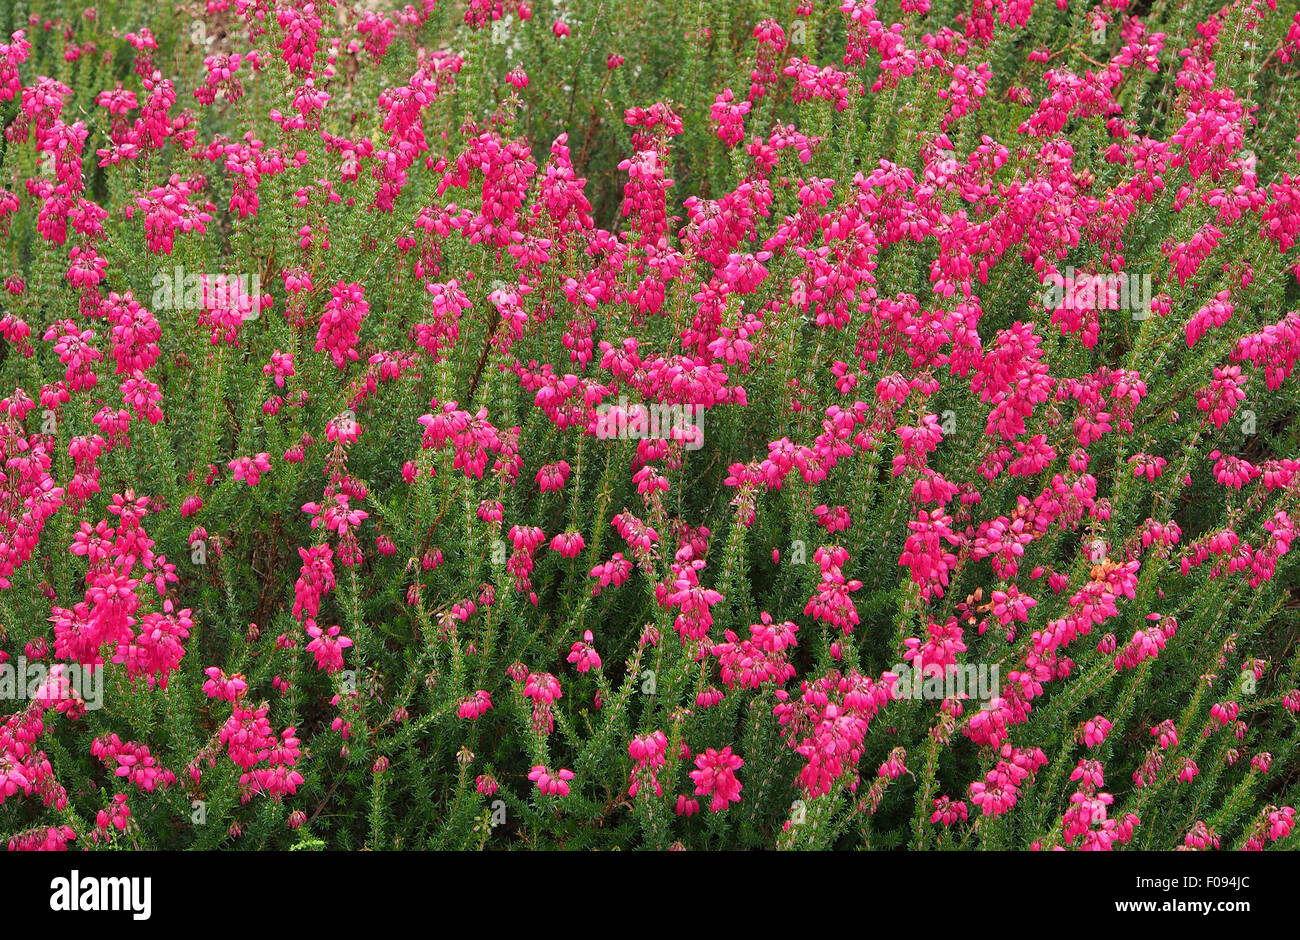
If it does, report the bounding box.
[0,0,1299,850]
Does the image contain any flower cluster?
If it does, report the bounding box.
[0,0,1296,854]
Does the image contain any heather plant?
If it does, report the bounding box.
[0,0,1298,852]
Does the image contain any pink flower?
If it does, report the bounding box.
[1268,807,1295,842]
[92,734,177,793]
[628,730,668,797]
[1151,720,1179,750]
[567,630,602,673]
[203,667,247,702]
[690,746,744,812]
[1185,820,1220,850]
[528,764,574,796]
[813,504,852,533]
[590,553,633,596]
[550,531,585,558]
[523,671,562,705]
[316,281,367,369]
[262,348,296,384]
[457,690,493,720]
[931,795,968,826]
[1082,716,1112,748]
[1210,701,1239,727]
[536,460,570,492]
[304,620,352,673]
[94,793,132,838]
[228,453,272,486]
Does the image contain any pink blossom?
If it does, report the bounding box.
[690,746,744,812]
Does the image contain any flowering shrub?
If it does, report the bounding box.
[0,0,1299,852]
